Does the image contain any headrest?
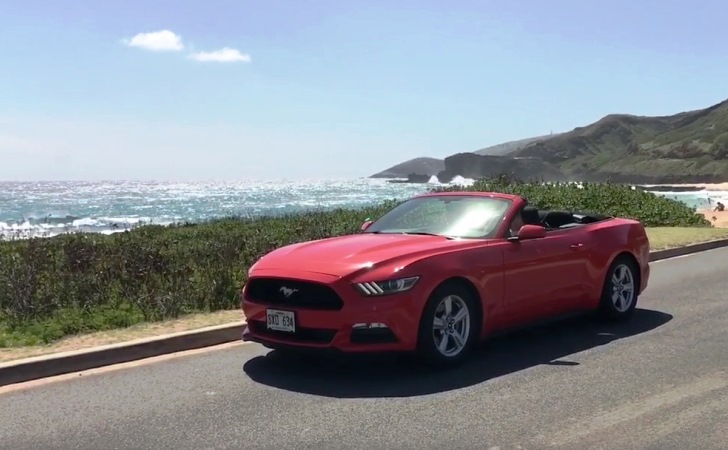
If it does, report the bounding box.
[521,206,541,225]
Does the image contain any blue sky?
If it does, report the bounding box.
[1,0,726,181]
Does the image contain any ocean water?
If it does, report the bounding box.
[1,177,724,240]
[0,177,457,239]
[648,189,728,210]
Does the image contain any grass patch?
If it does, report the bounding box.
[0,310,244,362]
[646,227,728,250]
[0,176,712,347]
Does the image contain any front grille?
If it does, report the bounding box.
[245,277,344,310]
[248,320,337,344]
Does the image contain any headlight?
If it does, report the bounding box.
[354,276,419,296]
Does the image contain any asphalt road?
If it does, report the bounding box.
[1,248,727,450]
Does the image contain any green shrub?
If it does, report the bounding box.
[0,177,708,346]
[436,174,710,228]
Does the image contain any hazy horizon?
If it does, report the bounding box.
[2,0,727,181]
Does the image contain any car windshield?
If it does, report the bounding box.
[365,195,512,239]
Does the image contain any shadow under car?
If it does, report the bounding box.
[242,308,673,399]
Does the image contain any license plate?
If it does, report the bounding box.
[266,309,296,333]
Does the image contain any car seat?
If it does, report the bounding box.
[521,206,541,226]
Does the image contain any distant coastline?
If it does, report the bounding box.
[641,182,728,192]
[371,97,728,185]
[636,185,705,193]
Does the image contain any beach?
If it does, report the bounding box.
[665,182,728,191]
[698,209,728,228]
[645,184,728,211]
[642,182,728,191]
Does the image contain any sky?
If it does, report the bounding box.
[0,0,727,181]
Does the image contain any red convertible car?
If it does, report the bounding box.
[241,191,651,367]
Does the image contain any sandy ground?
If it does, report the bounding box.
[698,209,728,228]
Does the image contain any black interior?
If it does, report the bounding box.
[521,206,541,226]
[520,205,610,231]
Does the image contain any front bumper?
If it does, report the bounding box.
[241,270,423,353]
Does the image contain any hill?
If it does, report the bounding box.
[369,157,444,179]
[505,98,728,183]
[371,97,728,184]
[474,134,562,156]
[369,135,556,179]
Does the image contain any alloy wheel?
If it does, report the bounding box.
[432,294,471,357]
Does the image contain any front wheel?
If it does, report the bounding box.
[597,256,639,321]
[416,282,480,368]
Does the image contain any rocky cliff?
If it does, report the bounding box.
[436,153,566,183]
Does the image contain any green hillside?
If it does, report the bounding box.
[371,97,728,184]
[509,98,728,183]
[473,134,562,156]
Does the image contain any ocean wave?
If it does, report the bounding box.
[1,176,705,240]
[652,189,728,209]
[0,216,177,240]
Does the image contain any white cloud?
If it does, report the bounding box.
[121,31,251,63]
[188,47,251,63]
[124,30,184,52]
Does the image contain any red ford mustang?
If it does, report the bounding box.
[241,191,651,367]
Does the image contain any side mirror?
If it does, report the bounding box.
[510,224,546,241]
[360,220,373,231]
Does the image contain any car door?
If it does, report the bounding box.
[542,227,593,311]
[501,227,590,327]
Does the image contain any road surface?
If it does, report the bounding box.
[1,248,727,450]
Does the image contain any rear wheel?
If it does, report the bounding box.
[597,256,639,321]
[416,282,480,368]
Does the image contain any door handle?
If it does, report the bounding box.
[569,243,584,250]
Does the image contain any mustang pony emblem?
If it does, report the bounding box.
[279,286,298,298]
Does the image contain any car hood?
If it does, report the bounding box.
[251,233,487,278]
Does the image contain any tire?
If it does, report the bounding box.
[416,282,481,368]
[597,256,639,321]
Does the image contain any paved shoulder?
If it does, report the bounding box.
[1,248,728,450]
